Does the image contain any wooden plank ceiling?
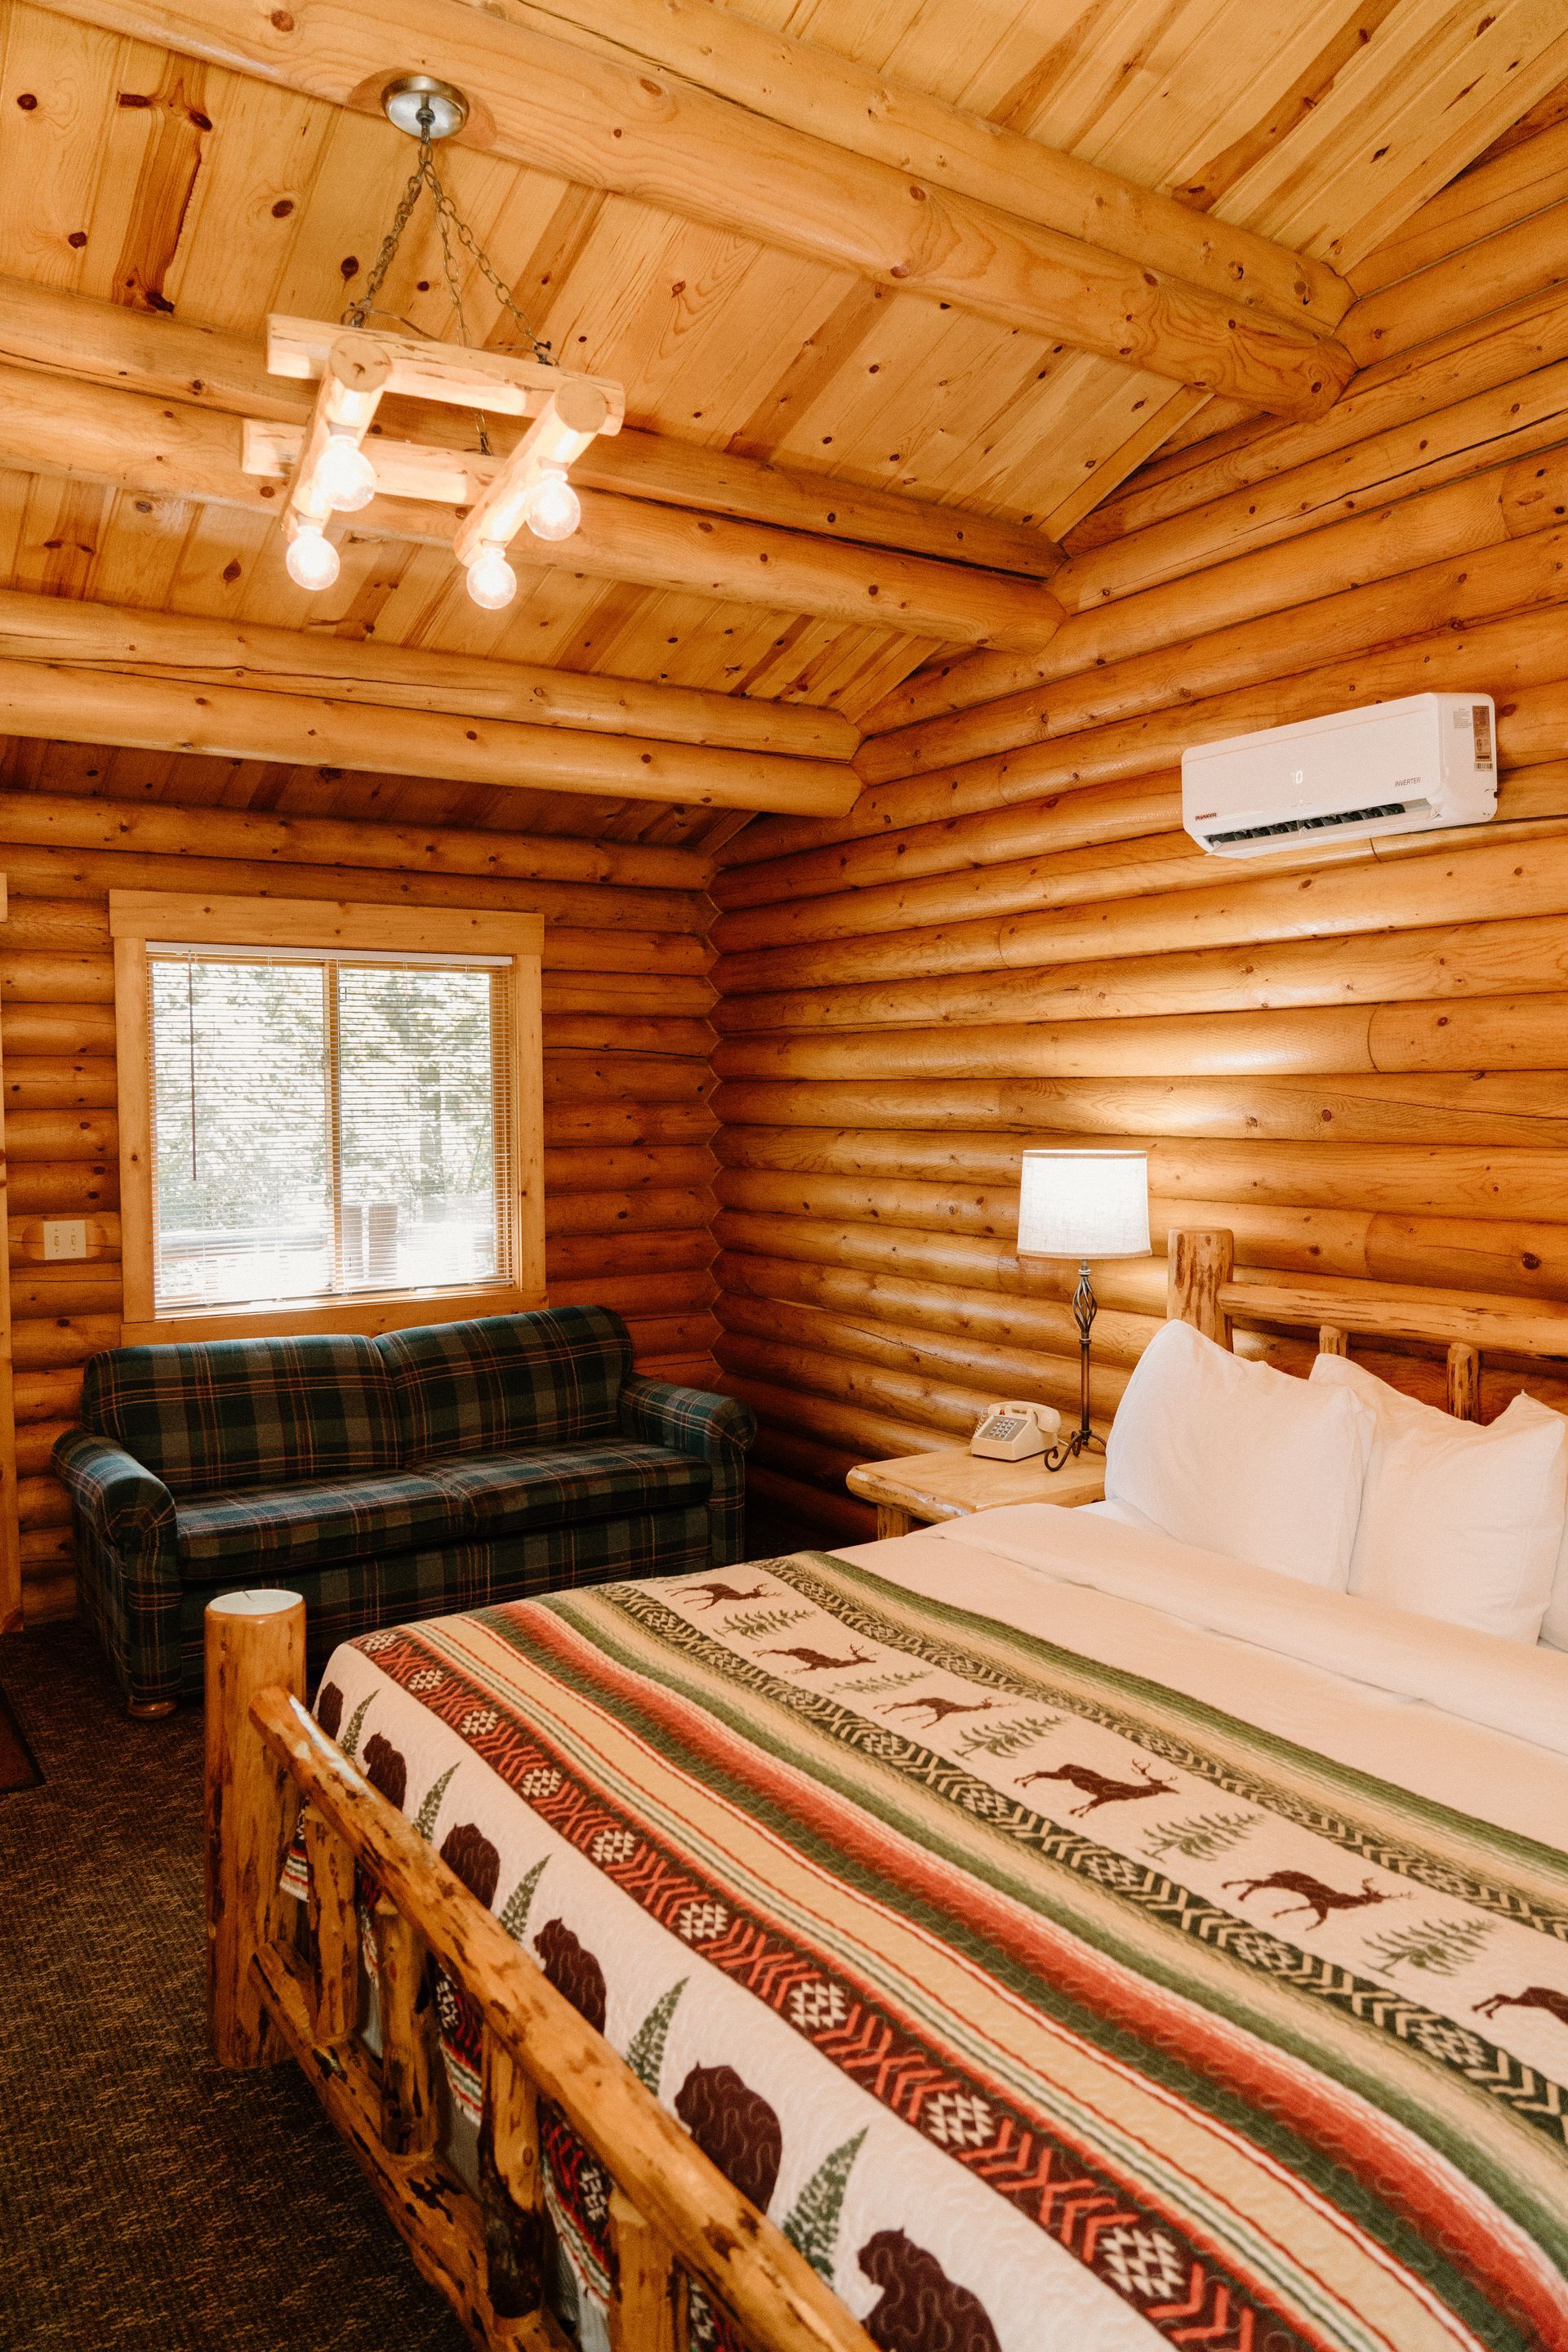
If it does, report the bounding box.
[0,0,1562,852]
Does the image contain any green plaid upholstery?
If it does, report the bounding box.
[381,1305,630,1461]
[617,1376,755,1568]
[60,1305,751,1710]
[167,1507,712,1699]
[58,1437,184,1707]
[175,1468,462,1578]
[425,1441,710,1535]
[80,1333,399,1496]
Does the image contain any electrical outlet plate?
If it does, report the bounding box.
[42,1220,87,1262]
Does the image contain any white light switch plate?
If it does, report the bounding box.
[42,1219,88,1261]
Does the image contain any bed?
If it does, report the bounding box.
[205,1229,1568,2352]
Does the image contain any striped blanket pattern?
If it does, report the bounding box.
[302,1552,1568,2352]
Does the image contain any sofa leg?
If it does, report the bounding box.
[127,1697,178,1721]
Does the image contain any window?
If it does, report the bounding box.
[113,895,543,1343]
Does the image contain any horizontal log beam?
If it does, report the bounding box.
[0,586,848,764]
[0,360,1056,653]
[1076,278,1568,547]
[0,273,1053,583]
[710,906,1568,1041]
[713,821,1568,1004]
[714,1125,1568,1222]
[709,772,1568,957]
[0,659,855,817]
[714,773,1183,908]
[29,0,1351,419]
[0,777,712,891]
[0,852,713,965]
[710,990,1568,1082]
[710,1072,1568,1147]
[858,471,1568,782]
[737,612,1568,863]
[1339,199,1568,370]
[514,0,1347,331]
[869,296,1568,732]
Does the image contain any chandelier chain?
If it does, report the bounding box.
[341,110,554,376]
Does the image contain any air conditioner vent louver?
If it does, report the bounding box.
[1204,798,1426,847]
[1181,694,1496,859]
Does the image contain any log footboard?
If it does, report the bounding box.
[203,1588,873,2352]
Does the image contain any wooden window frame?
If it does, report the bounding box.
[110,893,546,1346]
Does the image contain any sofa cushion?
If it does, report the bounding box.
[175,1468,461,1578]
[425,1441,710,1537]
[82,1333,400,1497]
[168,1507,715,1695]
[379,1305,632,1462]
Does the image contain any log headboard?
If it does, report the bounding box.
[1165,1228,1568,1423]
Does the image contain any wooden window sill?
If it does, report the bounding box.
[118,1285,549,1348]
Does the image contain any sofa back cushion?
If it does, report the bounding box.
[379,1305,633,1463]
[80,1334,400,1495]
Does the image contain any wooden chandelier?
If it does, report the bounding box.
[242,316,624,606]
[238,74,623,610]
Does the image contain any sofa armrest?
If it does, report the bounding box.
[53,1429,178,1579]
[617,1376,755,1464]
[618,1379,755,1569]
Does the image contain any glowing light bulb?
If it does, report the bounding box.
[315,430,376,513]
[523,464,581,542]
[285,523,341,592]
[466,546,518,610]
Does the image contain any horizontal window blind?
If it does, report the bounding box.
[146,945,515,1315]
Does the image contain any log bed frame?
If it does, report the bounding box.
[206,1226,1566,2350]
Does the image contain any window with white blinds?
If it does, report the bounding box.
[145,943,516,1314]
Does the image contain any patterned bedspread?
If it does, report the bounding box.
[299,1549,1568,2352]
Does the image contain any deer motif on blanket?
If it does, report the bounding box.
[880,1693,1004,1730]
[675,1581,774,1610]
[762,1644,878,1674]
[1016,1757,1177,1816]
[1224,1869,1405,1931]
[1475,1986,1568,2029]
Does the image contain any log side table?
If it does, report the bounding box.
[847,1446,1107,1540]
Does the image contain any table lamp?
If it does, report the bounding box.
[1017,1149,1151,1466]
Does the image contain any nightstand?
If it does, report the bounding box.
[846,1446,1107,1540]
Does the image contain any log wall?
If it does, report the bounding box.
[0,797,719,1627]
[709,137,1568,1546]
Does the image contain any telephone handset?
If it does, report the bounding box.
[970,1401,1063,1461]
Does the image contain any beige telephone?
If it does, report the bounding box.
[970,1401,1063,1461]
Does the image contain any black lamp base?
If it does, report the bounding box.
[1044,1259,1099,1472]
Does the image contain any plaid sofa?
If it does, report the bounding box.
[54,1305,754,1713]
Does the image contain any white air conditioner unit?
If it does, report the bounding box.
[1181,693,1496,858]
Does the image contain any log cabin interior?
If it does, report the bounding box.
[10,2,1568,2348]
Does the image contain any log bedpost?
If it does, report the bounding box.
[1447,1342,1481,1422]
[373,1895,443,2157]
[1166,1228,1234,1348]
[608,2182,685,2352]
[205,1587,305,2068]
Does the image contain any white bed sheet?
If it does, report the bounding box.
[832,1501,1568,1851]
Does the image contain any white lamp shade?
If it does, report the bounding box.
[1017,1150,1150,1260]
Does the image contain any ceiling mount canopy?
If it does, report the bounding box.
[241,67,625,610]
[381,73,470,143]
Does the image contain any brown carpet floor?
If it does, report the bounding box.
[0,1670,40,1790]
[0,1620,469,2352]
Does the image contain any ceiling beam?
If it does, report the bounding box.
[0,586,857,760]
[0,593,859,814]
[0,353,1063,651]
[33,0,1353,421]
[0,276,1056,582]
[500,0,1351,332]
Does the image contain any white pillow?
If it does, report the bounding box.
[1447,1384,1568,1650]
[1107,1318,1374,1589]
[1307,1354,1566,1644]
